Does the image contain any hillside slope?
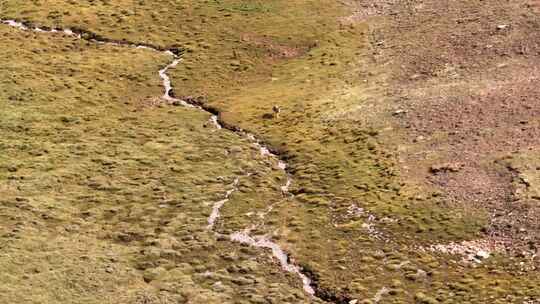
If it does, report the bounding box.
[1,1,539,303]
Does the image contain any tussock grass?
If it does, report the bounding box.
[1,1,539,302]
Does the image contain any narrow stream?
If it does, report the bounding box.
[230,230,315,295]
[160,54,315,294]
[158,56,192,107]
[1,18,317,298]
[206,177,240,230]
[158,47,317,296]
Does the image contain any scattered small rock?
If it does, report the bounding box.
[410,74,422,80]
[475,250,490,260]
[392,109,407,116]
[413,135,425,143]
[429,162,462,174]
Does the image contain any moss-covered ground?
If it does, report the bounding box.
[1,1,540,303]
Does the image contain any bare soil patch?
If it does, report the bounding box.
[359,0,540,255]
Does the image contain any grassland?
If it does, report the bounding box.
[1,0,540,303]
[0,23,315,303]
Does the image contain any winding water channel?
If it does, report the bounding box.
[1,18,317,298]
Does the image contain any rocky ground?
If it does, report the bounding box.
[1,1,540,303]
[363,0,540,258]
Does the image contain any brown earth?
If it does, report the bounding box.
[358,0,540,257]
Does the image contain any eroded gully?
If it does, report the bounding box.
[1,19,321,300]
